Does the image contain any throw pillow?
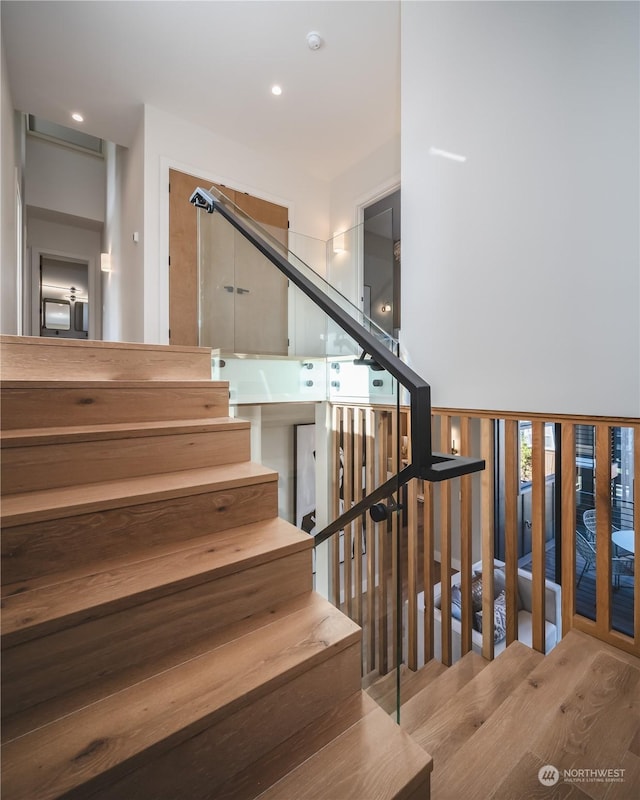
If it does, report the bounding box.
[451,584,462,620]
[474,589,508,644]
[470,572,483,612]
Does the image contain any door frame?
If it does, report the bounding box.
[30,247,98,340]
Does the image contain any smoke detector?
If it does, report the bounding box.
[306,31,323,50]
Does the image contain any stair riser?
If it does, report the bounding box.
[2,550,313,720]
[2,427,250,493]
[0,384,229,429]
[76,644,362,800]
[2,479,278,584]
[0,336,212,381]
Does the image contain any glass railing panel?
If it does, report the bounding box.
[204,185,400,358]
[197,199,404,715]
[211,352,327,405]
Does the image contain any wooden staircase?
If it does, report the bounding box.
[398,632,640,799]
[0,336,432,800]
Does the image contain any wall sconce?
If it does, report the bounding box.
[332,232,346,254]
[381,302,392,313]
[100,253,112,273]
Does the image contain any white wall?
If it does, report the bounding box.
[328,135,400,308]
[1,37,20,334]
[142,104,331,345]
[25,136,105,223]
[102,108,145,343]
[401,0,640,417]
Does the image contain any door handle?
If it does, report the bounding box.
[236,287,250,294]
[223,285,234,293]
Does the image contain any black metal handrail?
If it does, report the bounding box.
[190,186,485,546]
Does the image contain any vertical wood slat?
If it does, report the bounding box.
[377,411,389,674]
[423,479,435,664]
[365,408,376,673]
[390,407,399,670]
[342,408,353,616]
[634,425,640,645]
[504,419,519,646]
[561,423,577,636]
[595,424,612,636]
[439,414,453,666]
[330,405,342,607]
[407,478,419,670]
[480,417,495,661]
[459,416,473,657]
[531,420,546,653]
[353,408,363,626]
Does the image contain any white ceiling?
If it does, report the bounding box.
[1,0,401,181]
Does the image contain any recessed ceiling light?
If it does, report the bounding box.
[71,112,84,122]
[271,85,282,96]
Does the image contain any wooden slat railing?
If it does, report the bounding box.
[326,405,639,688]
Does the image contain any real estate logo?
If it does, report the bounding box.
[538,765,560,787]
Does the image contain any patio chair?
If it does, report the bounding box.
[583,509,597,541]
[576,530,634,588]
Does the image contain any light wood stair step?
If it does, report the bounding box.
[1,417,250,493]
[0,379,229,428]
[252,691,432,800]
[0,335,213,381]
[399,650,489,735]
[1,591,362,800]
[364,660,448,715]
[406,641,543,767]
[1,516,313,646]
[430,630,640,800]
[2,462,279,583]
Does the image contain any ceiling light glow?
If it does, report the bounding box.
[429,146,467,163]
[71,112,84,122]
[271,85,282,96]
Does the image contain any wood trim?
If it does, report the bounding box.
[480,417,495,661]
[439,415,452,666]
[407,478,419,670]
[504,419,519,646]
[377,411,389,674]
[531,420,546,653]
[459,416,473,656]
[343,408,353,617]
[390,408,399,670]
[352,409,363,626]
[330,405,341,608]
[595,424,612,637]
[571,616,639,657]
[433,405,639,427]
[365,408,376,673]
[423,480,435,664]
[561,423,576,636]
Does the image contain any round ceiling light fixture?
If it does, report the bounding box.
[71,112,84,122]
[271,85,282,96]
[306,31,322,50]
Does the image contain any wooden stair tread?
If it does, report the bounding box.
[1,379,227,388]
[1,461,277,526]
[1,517,312,645]
[400,651,489,735]
[1,592,361,800]
[0,416,247,446]
[431,630,640,800]
[407,641,543,766]
[254,691,432,800]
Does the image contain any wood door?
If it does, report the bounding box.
[168,169,288,352]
